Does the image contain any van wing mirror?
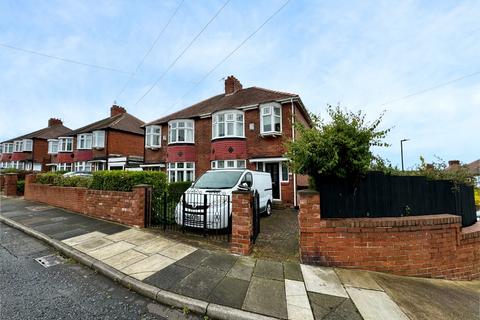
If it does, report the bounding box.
[238,182,251,191]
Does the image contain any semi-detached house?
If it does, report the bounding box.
[142,76,312,206]
[0,118,71,171]
[48,105,145,172]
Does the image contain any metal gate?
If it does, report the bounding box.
[147,191,232,242]
[251,190,260,243]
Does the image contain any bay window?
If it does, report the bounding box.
[77,133,92,149]
[212,110,244,139]
[23,139,33,152]
[92,131,105,148]
[260,103,282,134]
[168,120,194,144]
[145,125,161,148]
[58,137,73,152]
[14,140,23,152]
[48,139,59,154]
[74,161,91,172]
[3,143,13,153]
[167,162,195,182]
[0,145,3,154]
[211,159,246,170]
[58,163,73,171]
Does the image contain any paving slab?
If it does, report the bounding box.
[308,292,362,320]
[121,254,175,280]
[144,263,194,290]
[88,241,136,260]
[175,249,211,269]
[208,276,250,309]
[122,231,157,245]
[172,266,227,300]
[31,221,70,235]
[335,268,383,291]
[103,249,148,270]
[73,237,115,253]
[50,228,90,241]
[285,279,314,320]
[253,259,284,281]
[283,261,303,281]
[158,242,196,260]
[13,216,51,226]
[243,276,287,319]
[95,224,129,235]
[226,256,255,281]
[135,237,175,255]
[105,229,145,242]
[62,231,107,246]
[346,287,409,320]
[301,264,348,298]
[199,251,238,272]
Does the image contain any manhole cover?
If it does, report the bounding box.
[26,206,53,212]
[34,254,65,268]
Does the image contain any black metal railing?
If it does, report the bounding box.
[251,190,260,243]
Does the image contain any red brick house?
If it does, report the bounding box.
[142,76,312,206]
[48,105,145,172]
[0,118,71,171]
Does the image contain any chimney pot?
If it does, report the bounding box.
[48,118,63,127]
[224,75,243,95]
[448,160,460,167]
[111,105,126,117]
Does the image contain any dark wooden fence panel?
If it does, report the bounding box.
[316,172,477,227]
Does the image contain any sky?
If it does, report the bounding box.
[0,0,478,168]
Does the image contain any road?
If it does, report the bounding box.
[0,222,200,320]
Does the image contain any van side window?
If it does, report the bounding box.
[242,172,253,187]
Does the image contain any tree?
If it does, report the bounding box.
[287,105,390,179]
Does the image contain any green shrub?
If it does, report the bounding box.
[36,172,91,188]
[16,180,25,194]
[36,172,63,184]
[89,171,167,193]
[167,181,192,195]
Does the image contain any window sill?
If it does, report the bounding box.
[260,132,282,137]
[93,147,105,150]
[211,136,246,141]
[76,148,92,150]
[167,142,195,145]
[146,146,161,150]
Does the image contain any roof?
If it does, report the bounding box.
[467,159,480,175]
[145,86,302,126]
[68,113,145,136]
[1,124,72,143]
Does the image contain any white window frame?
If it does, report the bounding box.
[58,137,73,152]
[14,140,23,152]
[77,133,92,150]
[145,125,161,148]
[281,162,289,182]
[167,162,195,182]
[92,131,105,149]
[168,120,195,144]
[74,161,92,172]
[0,145,3,154]
[260,103,282,135]
[58,163,73,172]
[23,139,33,152]
[211,159,246,170]
[3,143,14,153]
[212,110,245,139]
[48,139,59,154]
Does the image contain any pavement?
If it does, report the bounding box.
[1,196,479,320]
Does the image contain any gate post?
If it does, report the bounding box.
[230,190,254,255]
[4,173,18,196]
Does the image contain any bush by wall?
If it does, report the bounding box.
[89,171,167,192]
[36,172,63,184]
[36,172,92,188]
[16,180,25,194]
[167,181,192,194]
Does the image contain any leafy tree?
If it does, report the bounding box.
[287,105,390,179]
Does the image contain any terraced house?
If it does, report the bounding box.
[142,76,312,206]
[47,105,145,172]
[0,118,71,171]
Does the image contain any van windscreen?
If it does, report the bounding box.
[193,171,243,189]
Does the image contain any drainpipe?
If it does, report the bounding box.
[105,131,109,170]
[291,98,298,207]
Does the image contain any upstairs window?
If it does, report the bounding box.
[212,110,244,139]
[92,131,105,148]
[145,125,161,148]
[58,137,73,152]
[23,139,33,152]
[168,120,194,144]
[3,143,13,153]
[48,139,59,154]
[0,145,2,154]
[260,103,282,134]
[211,159,246,170]
[77,133,92,149]
[14,140,23,152]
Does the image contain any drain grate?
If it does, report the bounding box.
[26,205,54,212]
[34,254,65,268]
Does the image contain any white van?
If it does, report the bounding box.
[175,169,273,229]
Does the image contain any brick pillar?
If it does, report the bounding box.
[230,190,254,255]
[298,189,321,263]
[24,174,37,199]
[133,184,152,228]
[4,174,18,196]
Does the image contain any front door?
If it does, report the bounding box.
[265,162,280,200]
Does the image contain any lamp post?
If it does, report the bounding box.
[400,139,409,171]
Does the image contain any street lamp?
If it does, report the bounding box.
[400,139,410,171]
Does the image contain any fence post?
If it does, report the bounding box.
[298,189,321,264]
[230,190,254,255]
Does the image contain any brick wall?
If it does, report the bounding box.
[24,175,148,227]
[230,191,254,255]
[33,138,49,169]
[107,130,144,157]
[4,174,18,196]
[298,190,480,280]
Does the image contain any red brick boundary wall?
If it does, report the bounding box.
[24,175,149,228]
[0,174,5,191]
[4,174,18,196]
[231,191,254,255]
[298,190,480,280]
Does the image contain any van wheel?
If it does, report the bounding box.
[265,201,272,216]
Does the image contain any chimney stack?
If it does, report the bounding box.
[448,160,460,167]
[48,118,63,127]
[224,76,242,95]
[111,104,126,117]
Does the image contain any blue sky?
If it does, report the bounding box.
[1,0,478,168]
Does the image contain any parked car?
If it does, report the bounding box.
[175,169,273,229]
[63,171,93,177]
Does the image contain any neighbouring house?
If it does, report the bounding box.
[142,76,312,206]
[48,105,145,172]
[466,159,480,187]
[0,118,71,171]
